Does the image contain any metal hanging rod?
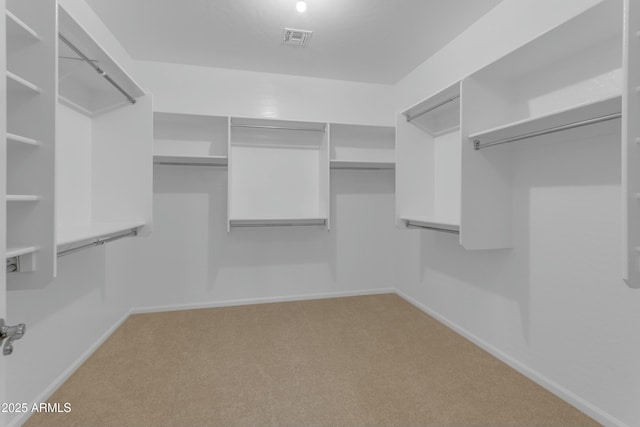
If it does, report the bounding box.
[155,162,228,167]
[230,124,326,132]
[406,95,460,122]
[58,33,136,105]
[404,220,460,234]
[474,112,622,150]
[57,229,138,258]
[232,222,325,227]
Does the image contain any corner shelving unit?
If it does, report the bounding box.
[396,82,462,235]
[228,117,329,230]
[460,0,622,250]
[153,112,229,167]
[56,4,152,255]
[5,0,56,287]
[329,123,395,170]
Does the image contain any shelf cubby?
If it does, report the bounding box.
[154,112,229,167]
[228,117,329,230]
[329,123,395,170]
[396,82,462,236]
[460,0,622,250]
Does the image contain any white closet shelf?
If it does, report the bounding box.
[6,246,38,258]
[402,217,460,233]
[6,10,40,41]
[7,71,41,94]
[330,160,395,170]
[469,95,621,150]
[7,132,39,146]
[7,195,41,202]
[229,218,328,227]
[153,154,228,166]
[57,222,144,247]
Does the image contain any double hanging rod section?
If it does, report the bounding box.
[58,33,136,105]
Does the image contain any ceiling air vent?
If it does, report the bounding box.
[283,28,312,47]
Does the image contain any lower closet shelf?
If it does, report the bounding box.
[402,217,460,233]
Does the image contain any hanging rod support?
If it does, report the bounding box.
[406,95,460,122]
[58,33,136,105]
[57,229,138,258]
[474,112,622,150]
[230,124,326,132]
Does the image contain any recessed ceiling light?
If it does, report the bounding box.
[296,1,307,13]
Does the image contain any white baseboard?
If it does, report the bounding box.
[394,289,629,427]
[130,288,396,314]
[9,310,132,427]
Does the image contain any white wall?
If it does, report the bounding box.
[394,1,640,426]
[109,59,401,311]
[135,61,395,126]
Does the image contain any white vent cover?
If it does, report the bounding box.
[283,28,312,47]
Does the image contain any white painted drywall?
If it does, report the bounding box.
[135,60,395,126]
[394,1,640,426]
[111,167,399,311]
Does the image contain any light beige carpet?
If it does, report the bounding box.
[25,294,599,427]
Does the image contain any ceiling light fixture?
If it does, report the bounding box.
[296,0,307,13]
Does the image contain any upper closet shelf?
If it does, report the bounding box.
[470,95,621,150]
[58,6,145,116]
[153,154,228,167]
[6,10,40,42]
[330,160,394,170]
